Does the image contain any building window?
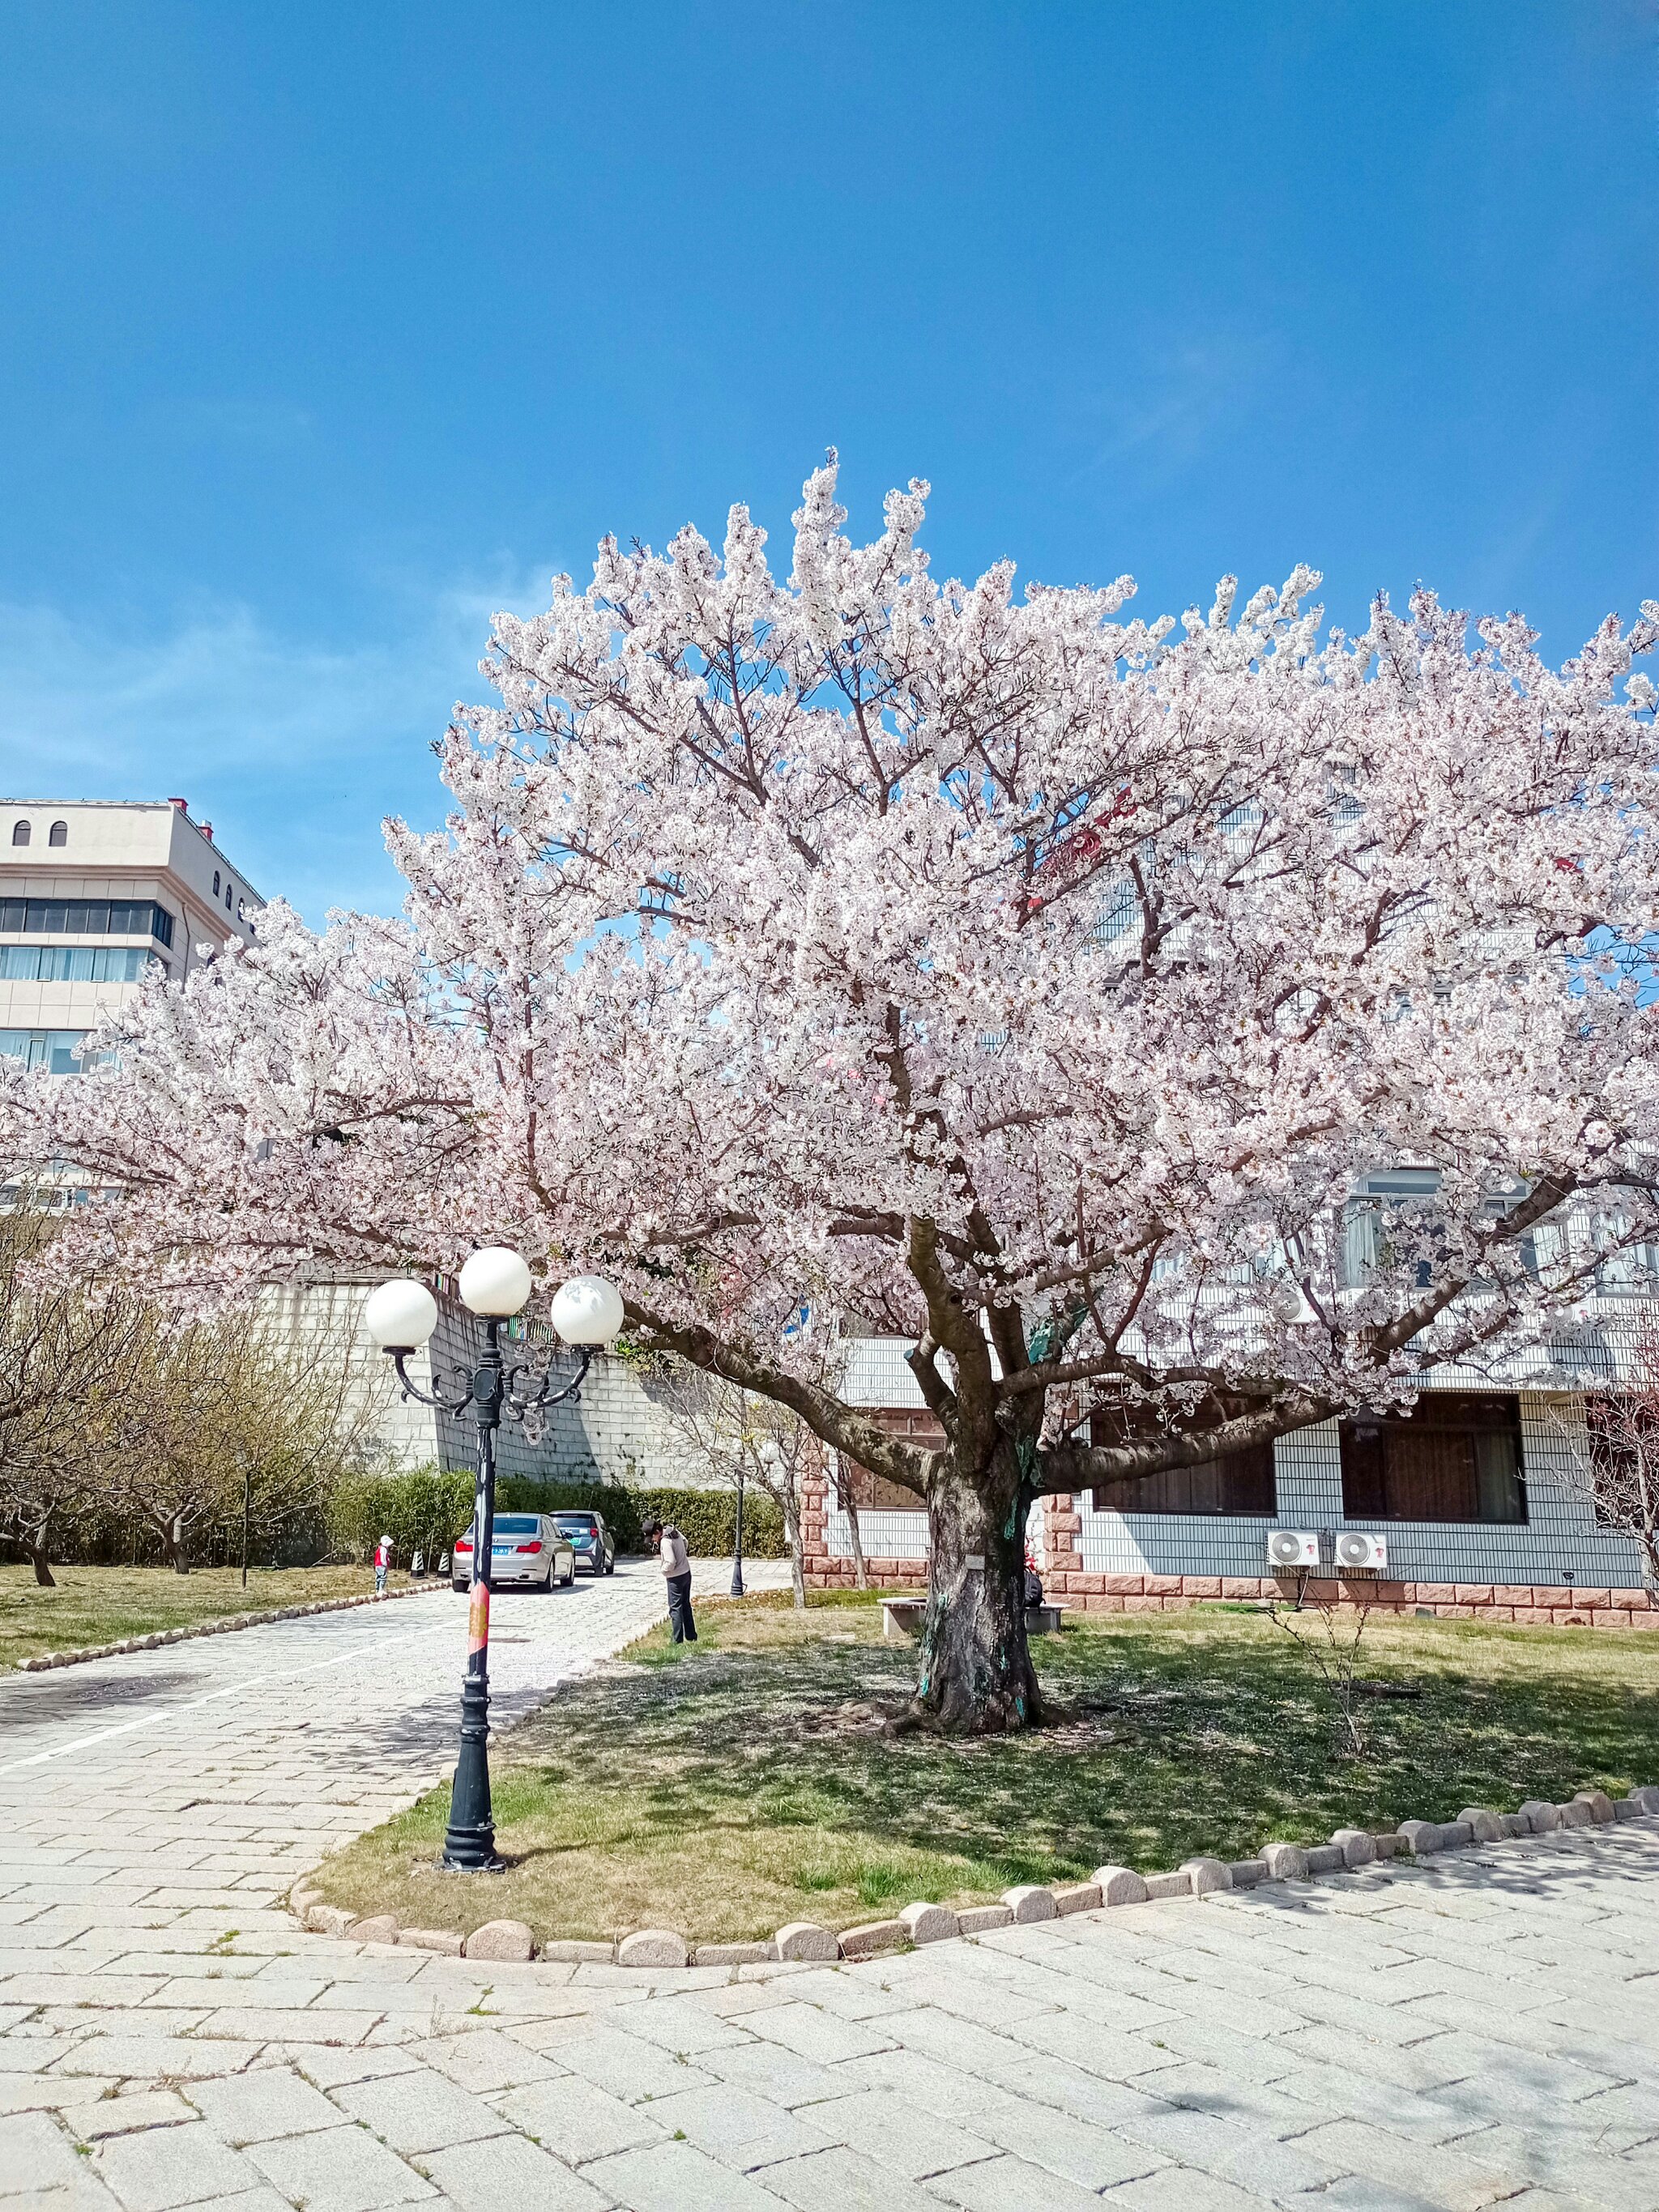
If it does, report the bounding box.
[1596,1236,1659,1297]
[10,821,28,846]
[212,870,220,896]
[845,1465,926,1511]
[0,897,174,948]
[0,1028,91,1075]
[1341,1169,1444,1287]
[237,897,245,921]
[225,882,233,910]
[841,1411,941,1510]
[1092,1440,1277,1517]
[1339,1393,1526,1523]
[1086,1400,1279,1515]
[47,820,66,847]
[0,946,151,983]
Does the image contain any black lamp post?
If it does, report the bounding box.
[731,1451,747,1600]
[363,1251,624,1873]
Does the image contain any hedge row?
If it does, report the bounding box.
[11,1503,329,1573]
[327,1465,786,1563]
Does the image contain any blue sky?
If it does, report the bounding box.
[0,2,1653,922]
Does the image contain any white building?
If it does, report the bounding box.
[1,797,260,1076]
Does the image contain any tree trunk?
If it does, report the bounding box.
[161,1512,190,1574]
[2,1515,58,1587]
[778,1475,808,1610]
[836,1461,871,1591]
[914,1454,1041,1733]
[1640,1526,1659,1605]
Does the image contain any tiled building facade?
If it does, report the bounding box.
[799,1334,1659,1626]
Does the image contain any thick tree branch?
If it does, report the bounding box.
[1036,1391,1336,1494]
[622,1298,936,1498]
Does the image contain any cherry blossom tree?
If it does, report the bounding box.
[7,456,1659,1730]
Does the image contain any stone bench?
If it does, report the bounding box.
[881,1598,1066,1641]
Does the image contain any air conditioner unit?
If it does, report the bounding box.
[1333,1529,1388,1572]
[1266,1529,1320,1570]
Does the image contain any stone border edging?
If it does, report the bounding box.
[16,1577,450,1671]
[288,1780,1659,1970]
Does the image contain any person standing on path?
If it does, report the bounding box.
[373,1532,393,1596]
[642,1518,696,1642]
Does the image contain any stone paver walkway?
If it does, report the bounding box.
[4,1573,1659,2210]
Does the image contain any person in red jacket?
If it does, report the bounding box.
[373,1533,393,1596]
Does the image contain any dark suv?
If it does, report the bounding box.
[551,1509,616,1576]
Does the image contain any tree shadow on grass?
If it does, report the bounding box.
[488,1617,1659,1879]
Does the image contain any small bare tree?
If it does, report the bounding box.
[1266,1578,1376,1758]
[0,1201,149,1585]
[830,1452,871,1590]
[1552,1328,1659,1600]
[660,1366,811,1607]
[92,1297,391,1574]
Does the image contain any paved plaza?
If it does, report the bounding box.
[3,1573,1659,2210]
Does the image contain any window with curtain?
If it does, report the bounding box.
[0,1028,90,1075]
[0,946,152,983]
[1583,1396,1659,1531]
[1092,1440,1277,1517]
[843,1410,941,1510]
[0,898,175,947]
[1340,1393,1526,1523]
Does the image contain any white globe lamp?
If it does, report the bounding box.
[550,1273,625,1346]
[362,1277,439,1353]
[458,1247,534,1318]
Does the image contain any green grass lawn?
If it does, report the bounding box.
[309,1591,1659,1948]
[0,1562,421,1669]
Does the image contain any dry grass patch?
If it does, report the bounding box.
[0,1562,417,1669]
[309,1592,1659,1948]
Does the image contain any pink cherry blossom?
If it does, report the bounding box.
[6,455,1657,1728]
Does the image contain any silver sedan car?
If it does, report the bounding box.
[450,1513,577,1593]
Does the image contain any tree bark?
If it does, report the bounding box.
[845,1468,871,1592]
[161,1511,190,1574]
[836,1460,871,1591]
[18,1535,54,1587]
[914,1451,1042,1733]
[3,1515,58,1587]
[779,1478,808,1611]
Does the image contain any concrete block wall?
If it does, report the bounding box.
[292,1285,714,1490]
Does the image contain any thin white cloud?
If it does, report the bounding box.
[0,565,560,923]
[155,397,318,444]
[1089,327,1289,477]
